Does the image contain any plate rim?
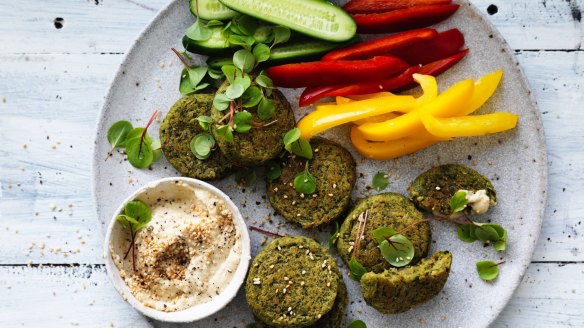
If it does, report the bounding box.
[91,0,548,326]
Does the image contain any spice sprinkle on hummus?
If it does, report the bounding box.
[110,181,242,312]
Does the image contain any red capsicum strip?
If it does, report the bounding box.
[344,0,452,14]
[385,28,464,65]
[354,4,460,34]
[322,28,438,61]
[298,49,468,107]
[266,56,408,88]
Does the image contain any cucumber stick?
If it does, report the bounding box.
[218,0,357,42]
[189,0,237,21]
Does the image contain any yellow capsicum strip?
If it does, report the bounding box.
[298,95,416,140]
[421,112,519,138]
[459,69,503,116]
[358,77,473,141]
[350,127,438,160]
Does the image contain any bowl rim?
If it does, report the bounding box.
[103,177,251,323]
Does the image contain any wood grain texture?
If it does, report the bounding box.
[0,0,582,326]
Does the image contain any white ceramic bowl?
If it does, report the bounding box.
[103,177,251,323]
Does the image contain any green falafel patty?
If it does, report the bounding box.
[159,94,233,180]
[211,81,295,166]
[337,193,431,273]
[246,236,339,328]
[255,266,348,328]
[408,164,497,216]
[360,251,452,314]
[267,138,356,229]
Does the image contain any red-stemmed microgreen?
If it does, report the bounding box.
[476,260,505,281]
[116,200,152,272]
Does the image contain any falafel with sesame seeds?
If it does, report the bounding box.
[360,251,452,314]
[211,80,296,166]
[159,94,233,180]
[408,164,497,216]
[254,265,348,328]
[266,138,356,229]
[246,236,339,328]
[337,193,431,273]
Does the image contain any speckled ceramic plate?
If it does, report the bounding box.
[92,1,547,327]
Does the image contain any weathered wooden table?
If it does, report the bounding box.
[0,0,582,327]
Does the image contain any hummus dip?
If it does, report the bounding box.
[110,181,242,312]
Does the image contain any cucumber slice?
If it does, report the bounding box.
[218,0,357,42]
[189,0,237,21]
[207,36,360,68]
[269,36,359,64]
[182,26,237,56]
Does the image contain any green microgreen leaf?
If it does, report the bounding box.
[253,43,271,63]
[265,160,282,180]
[450,190,468,214]
[372,172,390,191]
[226,83,245,99]
[151,139,162,161]
[289,140,313,159]
[125,137,154,169]
[272,26,291,45]
[474,224,500,243]
[190,133,215,160]
[347,320,367,328]
[234,73,252,92]
[371,226,397,244]
[476,260,500,281]
[293,162,316,195]
[107,121,133,149]
[124,200,152,226]
[179,68,196,95]
[228,34,255,49]
[257,97,276,120]
[233,49,256,74]
[186,20,213,41]
[492,226,507,252]
[232,15,258,36]
[196,115,213,131]
[215,125,234,143]
[213,93,231,111]
[256,73,273,89]
[327,221,340,248]
[233,111,253,133]
[348,257,367,281]
[242,86,262,108]
[457,224,478,242]
[235,168,257,187]
[221,65,238,84]
[126,128,151,144]
[116,214,132,231]
[283,128,301,148]
[379,235,414,267]
[187,66,208,88]
[206,20,224,27]
[208,67,224,80]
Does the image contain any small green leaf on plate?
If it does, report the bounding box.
[293,167,316,195]
[213,92,231,111]
[187,66,208,88]
[457,224,477,242]
[327,221,340,248]
[347,320,367,328]
[124,200,152,225]
[107,120,133,148]
[272,26,291,45]
[233,111,253,133]
[379,235,414,267]
[242,86,262,108]
[257,97,276,120]
[233,49,256,73]
[348,257,367,281]
[283,128,301,149]
[289,139,313,159]
[253,43,271,63]
[265,160,282,180]
[235,168,257,187]
[372,172,389,191]
[215,125,234,143]
[186,20,213,41]
[450,190,468,214]
[476,260,500,281]
[125,138,154,169]
[190,133,215,160]
[196,115,213,131]
[474,224,500,243]
[371,226,397,244]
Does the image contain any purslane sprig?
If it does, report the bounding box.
[116,200,152,272]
